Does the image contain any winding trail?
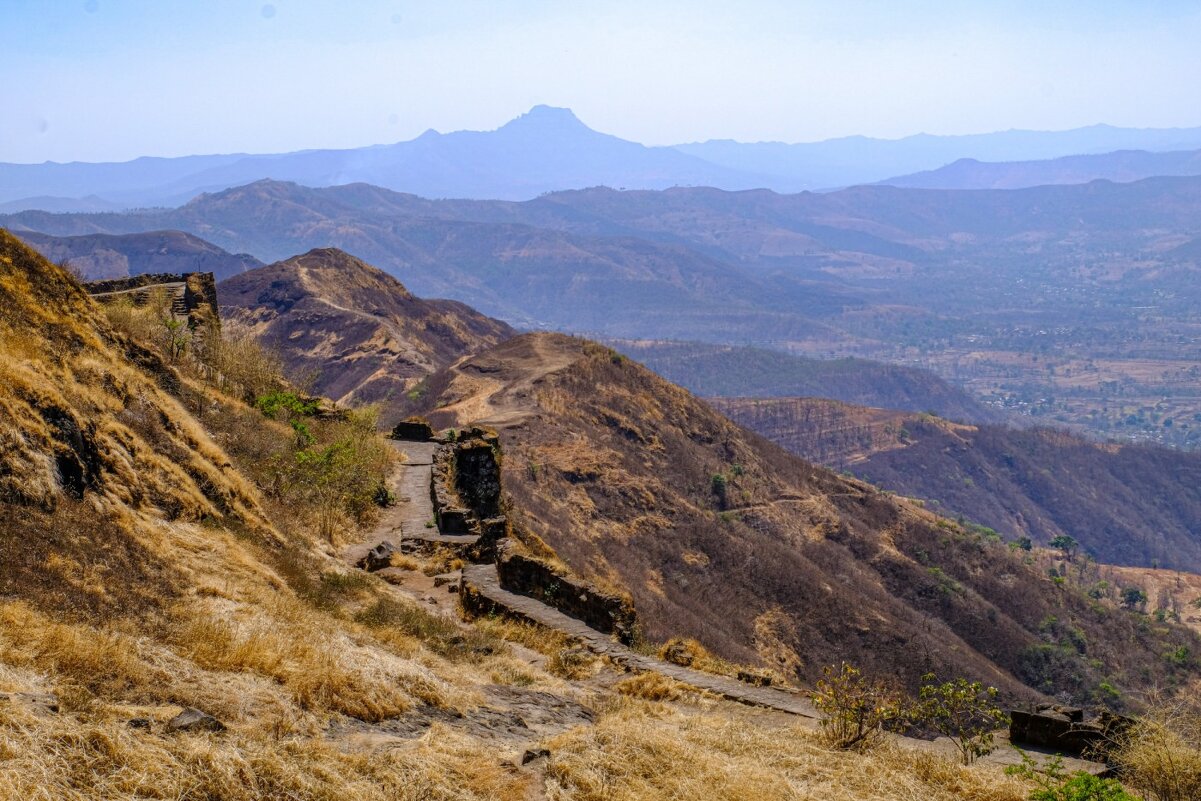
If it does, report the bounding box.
[462,562,819,716]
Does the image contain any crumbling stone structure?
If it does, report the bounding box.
[86,272,220,333]
[1008,704,1134,759]
[495,551,637,644]
[434,425,640,643]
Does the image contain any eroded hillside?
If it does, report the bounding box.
[713,396,1201,572]
[409,333,1201,704]
[218,247,514,413]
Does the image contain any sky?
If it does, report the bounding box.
[5,0,1201,163]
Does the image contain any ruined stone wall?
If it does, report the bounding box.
[434,425,640,641]
[86,272,219,332]
[496,551,637,644]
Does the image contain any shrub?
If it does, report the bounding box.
[1008,753,1138,801]
[810,663,908,750]
[1111,694,1201,801]
[710,473,728,509]
[1122,587,1148,611]
[915,674,1009,764]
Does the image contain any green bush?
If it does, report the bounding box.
[915,674,1009,764]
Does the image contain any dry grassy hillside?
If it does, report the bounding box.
[218,247,513,413]
[0,229,1065,800]
[715,396,1201,572]
[410,333,1201,705]
[0,228,534,797]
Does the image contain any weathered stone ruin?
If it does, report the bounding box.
[86,272,220,334]
[423,424,640,644]
[495,551,637,645]
[1008,704,1134,760]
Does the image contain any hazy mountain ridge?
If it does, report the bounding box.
[6,108,1201,211]
[881,147,1201,190]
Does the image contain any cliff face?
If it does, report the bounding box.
[406,332,1201,703]
[218,248,514,415]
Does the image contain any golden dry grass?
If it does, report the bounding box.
[0,702,530,801]
[544,699,1032,801]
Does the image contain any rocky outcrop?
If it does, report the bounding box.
[358,541,398,572]
[390,418,434,442]
[167,707,225,734]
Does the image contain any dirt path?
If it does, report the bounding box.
[462,563,820,717]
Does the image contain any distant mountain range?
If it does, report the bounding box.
[4,106,1201,210]
[881,147,1201,190]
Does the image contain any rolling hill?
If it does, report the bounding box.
[217,248,514,411]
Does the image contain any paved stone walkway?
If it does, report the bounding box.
[462,563,819,717]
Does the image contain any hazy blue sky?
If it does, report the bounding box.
[6,0,1201,163]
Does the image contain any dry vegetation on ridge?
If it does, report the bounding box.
[6,228,1200,800]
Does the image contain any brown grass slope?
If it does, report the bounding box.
[714,396,1201,572]
[218,247,514,413]
[409,333,1201,704]
[0,229,272,616]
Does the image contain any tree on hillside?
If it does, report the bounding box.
[1122,586,1148,612]
[1050,534,1079,562]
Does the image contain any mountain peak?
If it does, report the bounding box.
[499,105,591,134]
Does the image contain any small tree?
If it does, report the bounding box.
[915,674,1009,764]
[1050,534,1079,562]
[710,473,728,510]
[809,663,907,750]
[1122,587,1148,611]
